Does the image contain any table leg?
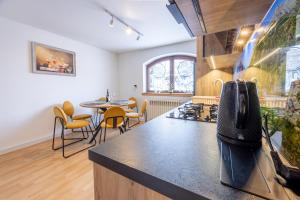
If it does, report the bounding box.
[89,122,101,143]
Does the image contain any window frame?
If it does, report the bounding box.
[146,55,196,94]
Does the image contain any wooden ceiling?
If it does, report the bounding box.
[174,0,274,35]
[206,53,241,69]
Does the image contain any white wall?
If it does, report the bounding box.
[117,40,196,102]
[0,17,118,154]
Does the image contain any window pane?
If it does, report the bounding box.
[148,60,170,91]
[173,59,194,92]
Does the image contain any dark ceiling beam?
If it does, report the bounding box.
[173,0,274,36]
[171,0,204,36]
[167,1,194,37]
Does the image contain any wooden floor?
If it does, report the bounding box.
[0,127,129,200]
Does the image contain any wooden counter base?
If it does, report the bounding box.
[93,163,171,200]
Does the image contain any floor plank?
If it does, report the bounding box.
[0,126,133,200]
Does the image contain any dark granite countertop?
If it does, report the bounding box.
[88,113,295,200]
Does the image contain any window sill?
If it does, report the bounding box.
[142,92,193,97]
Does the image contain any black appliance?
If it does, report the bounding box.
[217,80,262,148]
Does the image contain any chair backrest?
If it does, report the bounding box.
[63,101,75,117]
[53,106,68,125]
[99,97,106,101]
[103,107,126,127]
[141,100,148,115]
[128,97,137,109]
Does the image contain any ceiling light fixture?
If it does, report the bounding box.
[254,48,281,66]
[109,15,114,28]
[125,26,132,35]
[103,8,143,40]
[237,40,245,45]
[240,29,249,36]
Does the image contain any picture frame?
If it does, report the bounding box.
[31,42,76,76]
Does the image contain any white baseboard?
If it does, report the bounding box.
[0,134,52,155]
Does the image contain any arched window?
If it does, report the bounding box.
[146,55,196,93]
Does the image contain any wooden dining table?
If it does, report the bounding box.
[80,99,134,143]
[80,99,134,109]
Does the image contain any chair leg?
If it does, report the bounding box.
[52,117,57,150]
[126,118,130,129]
[62,130,97,159]
[81,128,86,138]
[85,126,90,138]
[63,126,97,158]
[103,127,107,142]
[88,121,102,143]
[119,127,124,135]
[62,128,66,158]
[123,122,127,132]
[99,128,103,144]
[53,119,85,148]
[128,117,140,128]
[145,112,148,122]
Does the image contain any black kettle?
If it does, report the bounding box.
[217,80,262,148]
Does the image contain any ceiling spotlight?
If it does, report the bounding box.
[237,40,245,45]
[109,16,114,28]
[136,35,141,41]
[125,26,132,35]
[240,29,249,36]
[103,8,143,38]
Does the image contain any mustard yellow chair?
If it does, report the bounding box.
[98,97,107,101]
[63,101,94,126]
[90,107,126,143]
[123,97,138,113]
[63,100,97,131]
[126,100,148,128]
[52,106,96,158]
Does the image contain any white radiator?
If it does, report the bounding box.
[260,96,287,108]
[144,96,191,120]
[192,96,220,105]
[192,96,287,108]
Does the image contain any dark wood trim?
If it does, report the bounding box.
[170,56,174,92]
[146,55,196,93]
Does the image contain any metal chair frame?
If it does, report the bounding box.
[52,116,96,158]
[101,116,126,143]
[89,116,126,144]
[126,111,148,129]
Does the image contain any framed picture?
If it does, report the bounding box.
[32,42,76,76]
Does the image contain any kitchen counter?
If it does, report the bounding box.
[89,112,298,200]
